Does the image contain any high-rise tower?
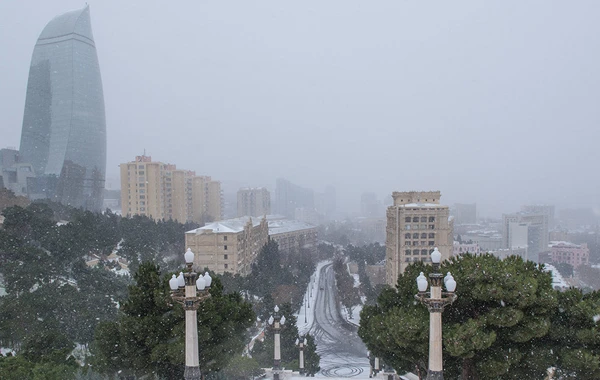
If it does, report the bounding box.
[19,6,106,211]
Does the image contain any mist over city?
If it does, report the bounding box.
[2,1,600,217]
[2,2,600,380]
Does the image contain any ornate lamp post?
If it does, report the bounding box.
[414,247,457,380]
[295,336,307,375]
[268,305,286,380]
[169,248,212,380]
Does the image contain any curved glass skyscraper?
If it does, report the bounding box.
[19,6,106,211]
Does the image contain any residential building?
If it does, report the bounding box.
[184,215,318,275]
[19,6,106,211]
[268,217,318,256]
[237,187,271,217]
[0,148,36,196]
[539,241,590,268]
[120,155,222,223]
[385,191,454,286]
[185,217,269,276]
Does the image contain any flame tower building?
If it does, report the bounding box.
[19,6,106,211]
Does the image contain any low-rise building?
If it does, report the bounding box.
[184,215,318,275]
[268,217,318,256]
[539,241,590,268]
[185,217,269,276]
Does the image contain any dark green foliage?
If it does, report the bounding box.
[219,356,264,379]
[359,254,558,379]
[0,330,78,380]
[303,334,321,376]
[333,256,361,315]
[91,262,255,378]
[549,289,600,379]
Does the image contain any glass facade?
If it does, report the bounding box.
[19,6,106,211]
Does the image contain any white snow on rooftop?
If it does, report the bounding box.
[186,215,316,235]
[401,203,444,208]
[187,216,263,234]
[543,263,569,289]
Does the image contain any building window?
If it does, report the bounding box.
[413,233,419,239]
[412,217,419,222]
[429,233,435,238]
[405,217,411,223]
[421,233,427,239]
[406,249,411,255]
[429,241,435,246]
[421,249,428,255]
[420,216,427,222]
[406,241,411,246]
[224,245,228,250]
[429,217,435,222]
[429,225,435,230]
[224,254,228,260]
[224,236,228,241]
[405,225,411,230]
[405,233,411,239]
[224,264,228,269]
[413,249,420,255]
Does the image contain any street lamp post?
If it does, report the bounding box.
[295,336,307,375]
[414,247,457,380]
[268,305,286,380]
[169,248,212,380]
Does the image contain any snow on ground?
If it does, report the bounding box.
[296,260,331,335]
[0,347,15,356]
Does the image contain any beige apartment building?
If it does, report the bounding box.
[268,217,318,256]
[184,215,318,275]
[237,187,271,217]
[185,216,269,275]
[120,155,222,223]
[385,191,453,286]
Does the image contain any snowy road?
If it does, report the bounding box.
[306,262,370,377]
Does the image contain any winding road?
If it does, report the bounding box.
[308,263,370,377]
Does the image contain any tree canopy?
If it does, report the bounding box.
[359,253,560,379]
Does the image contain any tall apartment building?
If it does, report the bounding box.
[185,217,269,276]
[120,155,222,223]
[237,187,271,217]
[385,191,453,286]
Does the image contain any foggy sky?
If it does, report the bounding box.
[1,1,599,217]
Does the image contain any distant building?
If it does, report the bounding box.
[0,148,36,196]
[461,230,503,252]
[237,187,271,217]
[522,204,555,229]
[385,191,454,286]
[539,241,590,268]
[453,241,481,256]
[502,212,548,260]
[19,6,106,211]
[361,192,382,218]
[120,155,222,223]
[275,178,314,219]
[184,215,317,275]
[268,217,318,256]
[453,203,477,225]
